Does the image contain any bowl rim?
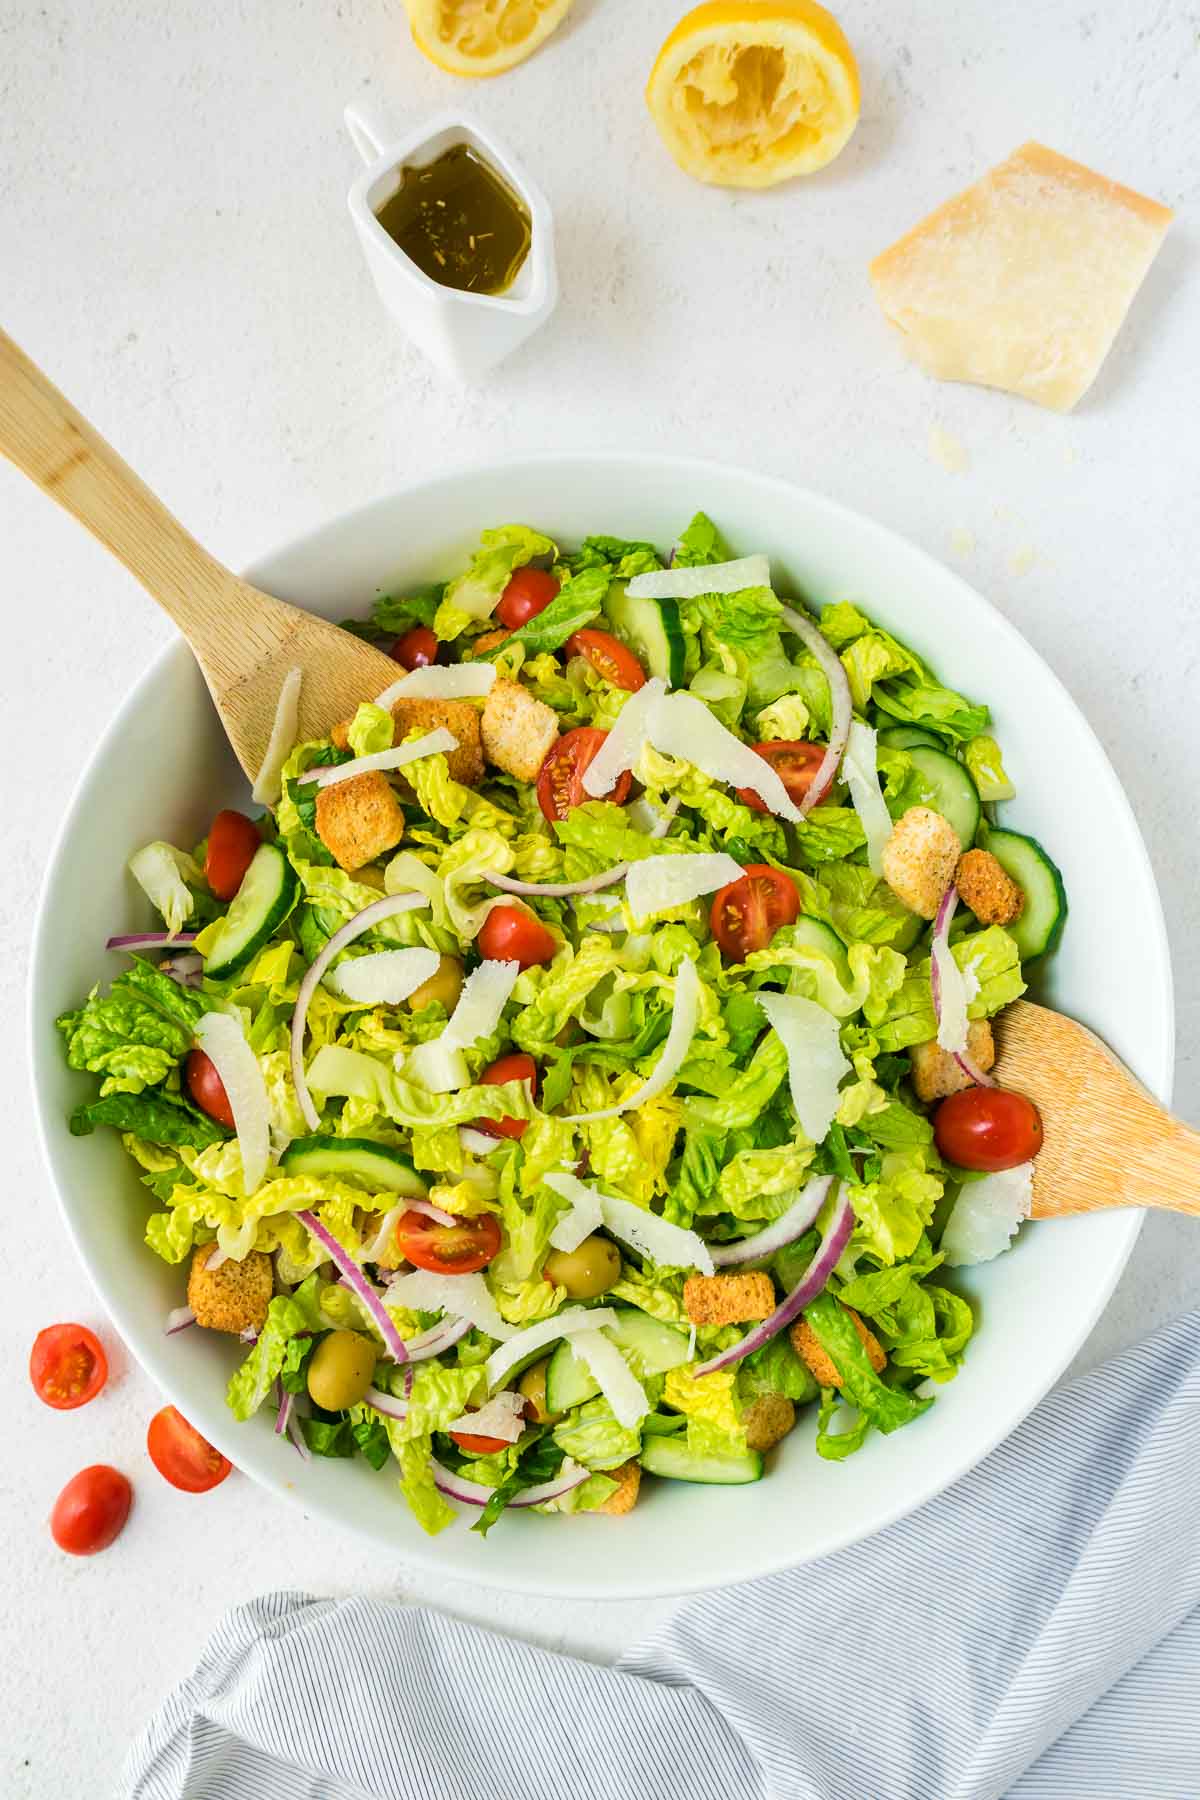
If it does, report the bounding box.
[28,450,1174,1598]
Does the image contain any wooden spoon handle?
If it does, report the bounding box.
[0,326,232,640]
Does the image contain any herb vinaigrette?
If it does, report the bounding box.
[374,144,531,296]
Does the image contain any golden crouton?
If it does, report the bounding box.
[791,1308,886,1389]
[332,698,484,788]
[597,1459,641,1517]
[187,1245,273,1337]
[684,1271,776,1327]
[742,1394,797,1453]
[463,629,512,660]
[956,848,1024,927]
[315,770,406,873]
[881,805,962,919]
[481,678,559,782]
[910,1019,996,1102]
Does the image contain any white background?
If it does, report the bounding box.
[2,1,1198,1791]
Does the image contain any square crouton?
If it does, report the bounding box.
[742,1394,797,1453]
[332,698,484,788]
[481,679,559,782]
[881,805,962,919]
[597,1459,641,1516]
[910,1019,996,1102]
[188,1245,273,1336]
[315,770,405,873]
[684,1271,776,1327]
[791,1308,886,1390]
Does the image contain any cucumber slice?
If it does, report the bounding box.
[982,828,1068,959]
[202,843,298,979]
[641,1436,763,1485]
[545,1309,693,1414]
[877,725,943,751]
[789,915,853,976]
[905,746,982,849]
[280,1137,427,1196]
[603,579,686,685]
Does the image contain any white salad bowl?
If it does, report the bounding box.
[29,454,1173,1599]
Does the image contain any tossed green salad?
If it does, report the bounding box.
[58,513,1064,1534]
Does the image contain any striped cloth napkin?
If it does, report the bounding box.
[121,1309,1200,1800]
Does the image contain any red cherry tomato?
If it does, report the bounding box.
[147,1406,233,1494]
[450,1424,512,1455]
[478,904,557,970]
[934,1087,1044,1172]
[50,1465,132,1556]
[394,1210,502,1276]
[497,566,559,630]
[710,864,800,961]
[205,810,261,901]
[185,1048,236,1129]
[476,1052,539,1141]
[736,741,831,814]
[391,625,439,670]
[565,628,646,692]
[30,1323,108,1411]
[537,727,633,823]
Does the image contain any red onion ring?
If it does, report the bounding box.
[285,1408,310,1460]
[362,1384,409,1421]
[403,1315,474,1362]
[296,1208,409,1363]
[405,1197,460,1229]
[930,885,997,1089]
[274,1380,292,1437]
[290,893,428,1132]
[430,1457,591,1510]
[107,931,198,952]
[779,605,853,815]
[164,1304,196,1335]
[709,1175,832,1268]
[484,865,629,899]
[697,1184,852,1375]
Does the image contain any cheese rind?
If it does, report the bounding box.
[870,142,1173,411]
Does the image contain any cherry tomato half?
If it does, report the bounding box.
[497,566,559,630]
[147,1406,233,1494]
[934,1087,1044,1172]
[565,628,646,693]
[30,1323,108,1411]
[710,864,800,961]
[476,1052,539,1141]
[394,1209,502,1276]
[736,741,831,814]
[50,1465,132,1556]
[186,1048,236,1130]
[450,1425,512,1456]
[205,810,261,902]
[391,625,439,670]
[537,727,632,823]
[478,904,557,970]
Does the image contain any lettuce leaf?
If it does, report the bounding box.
[964,734,1015,801]
[673,512,733,566]
[435,525,556,638]
[553,1397,641,1470]
[226,1293,314,1420]
[662,1365,746,1459]
[738,1333,819,1405]
[58,959,203,1095]
[838,1249,974,1383]
[346,702,394,756]
[869,926,1025,1052]
[477,566,609,660]
[70,1090,225,1148]
[848,1145,945,1264]
[394,1432,457,1535]
[802,1291,930,1435]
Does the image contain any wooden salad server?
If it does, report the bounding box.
[0,326,400,784]
[992,1000,1199,1219]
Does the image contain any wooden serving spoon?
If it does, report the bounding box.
[992,1000,1197,1219]
[0,327,401,784]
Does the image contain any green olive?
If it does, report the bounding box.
[406,954,464,1015]
[306,1330,377,1411]
[517,1358,558,1424]
[543,1234,621,1301]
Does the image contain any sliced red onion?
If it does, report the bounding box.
[286,1408,310,1460]
[483,865,629,899]
[779,605,853,815]
[649,793,682,839]
[208,1247,229,1272]
[362,1384,409,1421]
[459,1126,504,1156]
[291,893,429,1132]
[340,1270,386,1303]
[404,1315,474,1361]
[239,1323,257,1344]
[430,1456,592,1510]
[107,931,199,952]
[697,1184,852,1375]
[296,1208,409,1363]
[709,1175,832,1268]
[274,1380,292,1437]
[405,1197,459,1229]
[361,1201,409,1265]
[930,885,996,1087]
[164,1304,196,1335]
[160,953,205,990]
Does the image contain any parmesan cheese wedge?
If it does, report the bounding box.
[870,142,1173,412]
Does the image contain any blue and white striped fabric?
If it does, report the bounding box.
[122,1310,1200,1800]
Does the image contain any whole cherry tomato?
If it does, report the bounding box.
[934,1087,1044,1171]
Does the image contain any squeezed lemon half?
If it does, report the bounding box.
[646,0,860,188]
[406,0,573,78]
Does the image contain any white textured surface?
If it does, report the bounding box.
[1,1,1197,1792]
